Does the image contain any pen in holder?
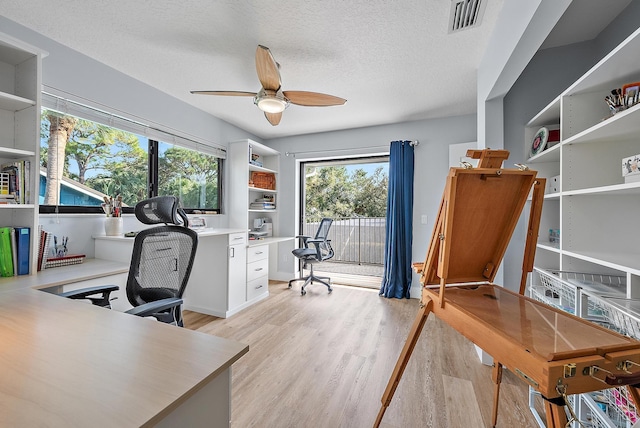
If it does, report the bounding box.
[102,194,124,236]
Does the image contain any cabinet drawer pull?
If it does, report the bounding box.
[233,236,243,240]
[255,251,263,255]
[254,267,263,272]
[255,284,264,290]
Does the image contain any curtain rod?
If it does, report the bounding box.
[285,140,419,157]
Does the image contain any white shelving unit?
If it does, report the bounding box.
[228,139,280,238]
[0,32,42,275]
[228,139,286,307]
[524,27,640,428]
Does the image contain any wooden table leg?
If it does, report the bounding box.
[627,384,640,413]
[491,361,503,428]
[373,298,434,428]
[544,400,568,428]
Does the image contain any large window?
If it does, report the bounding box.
[39,101,222,213]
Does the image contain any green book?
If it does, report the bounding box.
[0,227,14,277]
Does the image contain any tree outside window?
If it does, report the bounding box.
[40,109,221,211]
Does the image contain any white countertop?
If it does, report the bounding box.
[93,227,247,241]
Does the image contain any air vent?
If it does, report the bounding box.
[449,0,487,33]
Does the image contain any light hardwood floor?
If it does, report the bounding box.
[184,282,540,428]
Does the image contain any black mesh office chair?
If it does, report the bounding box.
[288,218,334,295]
[60,196,198,327]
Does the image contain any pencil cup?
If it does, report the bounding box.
[104,217,123,236]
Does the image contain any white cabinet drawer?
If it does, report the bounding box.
[247,276,268,301]
[247,258,268,282]
[247,245,269,263]
[228,232,246,245]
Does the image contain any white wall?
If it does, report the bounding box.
[267,114,477,296]
[0,16,263,256]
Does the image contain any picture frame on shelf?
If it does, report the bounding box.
[622,81,640,107]
[530,127,548,157]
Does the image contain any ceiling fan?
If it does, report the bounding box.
[191,45,346,126]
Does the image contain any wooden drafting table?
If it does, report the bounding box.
[374,150,640,428]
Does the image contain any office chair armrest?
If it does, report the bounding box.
[295,234,311,246]
[59,285,119,308]
[125,297,183,318]
[306,238,331,259]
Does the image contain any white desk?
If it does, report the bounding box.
[0,259,248,427]
[95,229,293,318]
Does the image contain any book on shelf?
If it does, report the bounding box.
[1,160,31,204]
[0,226,30,276]
[14,227,30,275]
[37,228,53,271]
[44,254,85,269]
[0,227,14,277]
[250,202,276,210]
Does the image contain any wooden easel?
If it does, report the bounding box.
[374,149,640,427]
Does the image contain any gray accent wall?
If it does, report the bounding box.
[501,0,640,290]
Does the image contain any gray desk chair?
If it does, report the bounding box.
[288,217,334,295]
[60,196,198,327]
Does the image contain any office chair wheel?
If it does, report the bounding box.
[328,287,332,294]
[301,289,306,296]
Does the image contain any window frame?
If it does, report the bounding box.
[38,95,224,215]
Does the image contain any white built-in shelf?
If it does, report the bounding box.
[0,204,35,209]
[528,143,560,163]
[563,102,640,145]
[537,243,561,253]
[526,95,561,128]
[563,250,640,277]
[248,187,277,193]
[0,91,35,111]
[248,209,277,213]
[0,147,36,158]
[564,181,640,197]
[248,163,277,174]
[526,26,640,428]
[565,27,640,96]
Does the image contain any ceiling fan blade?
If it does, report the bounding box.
[255,45,281,91]
[190,90,257,97]
[264,111,282,126]
[283,91,346,106]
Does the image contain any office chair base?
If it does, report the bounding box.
[288,274,332,295]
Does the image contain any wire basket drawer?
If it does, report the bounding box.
[532,268,579,314]
[582,291,640,340]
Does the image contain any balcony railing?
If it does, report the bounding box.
[302,217,385,266]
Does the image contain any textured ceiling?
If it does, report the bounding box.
[0,0,509,139]
[3,1,630,141]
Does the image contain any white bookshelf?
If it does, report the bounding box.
[0,32,42,275]
[524,27,640,428]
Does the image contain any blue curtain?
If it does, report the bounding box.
[379,141,414,299]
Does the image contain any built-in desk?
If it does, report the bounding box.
[0,259,249,427]
[95,229,294,318]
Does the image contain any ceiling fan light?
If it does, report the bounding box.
[257,97,287,113]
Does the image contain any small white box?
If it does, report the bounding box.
[546,175,560,193]
[622,154,640,183]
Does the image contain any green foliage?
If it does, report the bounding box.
[158,146,219,209]
[305,165,388,220]
[40,110,220,209]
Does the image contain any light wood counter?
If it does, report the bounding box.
[0,258,129,293]
[0,258,249,427]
